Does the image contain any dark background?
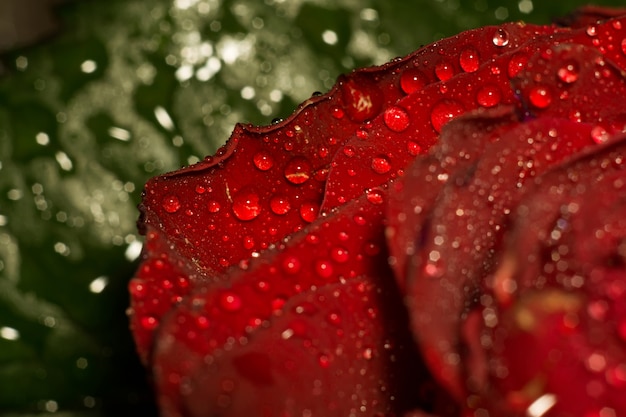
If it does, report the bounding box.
[0,0,623,415]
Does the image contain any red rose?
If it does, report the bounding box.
[129,6,626,417]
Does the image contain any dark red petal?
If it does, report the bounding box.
[469,135,626,415]
[322,15,626,213]
[150,191,457,416]
[321,22,561,212]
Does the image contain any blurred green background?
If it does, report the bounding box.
[0,0,623,415]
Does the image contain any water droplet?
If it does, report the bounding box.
[435,61,454,81]
[332,107,345,119]
[366,188,384,205]
[299,202,318,223]
[353,214,367,226]
[282,256,301,274]
[326,311,341,326]
[371,156,391,174]
[586,25,597,36]
[195,315,210,329]
[557,62,579,84]
[400,68,428,94]
[315,260,334,279]
[340,76,382,122]
[207,200,221,213]
[383,106,410,132]
[232,188,261,221]
[243,236,255,250]
[343,146,355,157]
[459,47,480,72]
[330,247,349,263]
[407,141,421,156]
[162,195,181,213]
[621,39,626,55]
[253,151,274,171]
[129,278,146,298]
[270,195,291,215]
[476,85,502,108]
[284,157,312,184]
[528,86,552,109]
[140,315,159,330]
[195,185,206,194]
[508,52,528,78]
[492,28,510,47]
[318,353,331,368]
[591,126,609,144]
[219,291,242,312]
[430,99,464,132]
[318,146,329,158]
[362,347,374,360]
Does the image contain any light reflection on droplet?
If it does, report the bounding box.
[125,241,143,261]
[154,106,175,131]
[89,276,109,294]
[80,60,98,74]
[108,126,132,141]
[0,326,19,341]
[526,393,557,417]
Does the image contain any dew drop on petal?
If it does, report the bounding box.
[343,146,355,157]
[253,151,274,171]
[282,256,301,274]
[383,106,410,132]
[299,202,318,223]
[331,107,345,119]
[407,141,422,156]
[315,260,334,279]
[476,85,502,108]
[366,188,384,205]
[207,200,221,213]
[430,99,464,132]
[195,185,206,194]
[219,291,242,312]
[492,28,510,47]
[459,47,480,73]
[621,38,626,56]
[330,246,349,263]
[140,315,159,330]
[508,52,528,78]
[435,61,455,81]
[591,126,609,144]
[557,63,579,84]
[284,157,312,184]
[528,86,552,109]
[232,188,261,221]
[371,156,391,174]
[270,195,291,215]
[318,353,331,368]
[400,68,427,94]
[162,195,181,213]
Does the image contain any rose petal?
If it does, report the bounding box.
[469,134,626,415]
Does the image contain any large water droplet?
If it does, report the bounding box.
[299,202,318,223]
[270,195,291,215]
[430,99,464,132]
[366,188,384,205]
[557,62,579,84]
[162,195,181,213]
[591,126,609,144]
[340,76,382,122]
[232,188,262,221]
[284,157,312,184]
[492,28,510,47]
[476,85,502,108]
[371,156,391,174]
[459,47,480,73]
[253,151,274,171]
[400,68,427,95]
[435,61,454,81]
[219,291,242,312]
[315,260,334,279]
[508,52,528,78]
[383,106,410,132]
[529,86,552,109]
[330,247,349,263]
[282,256,301,274]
